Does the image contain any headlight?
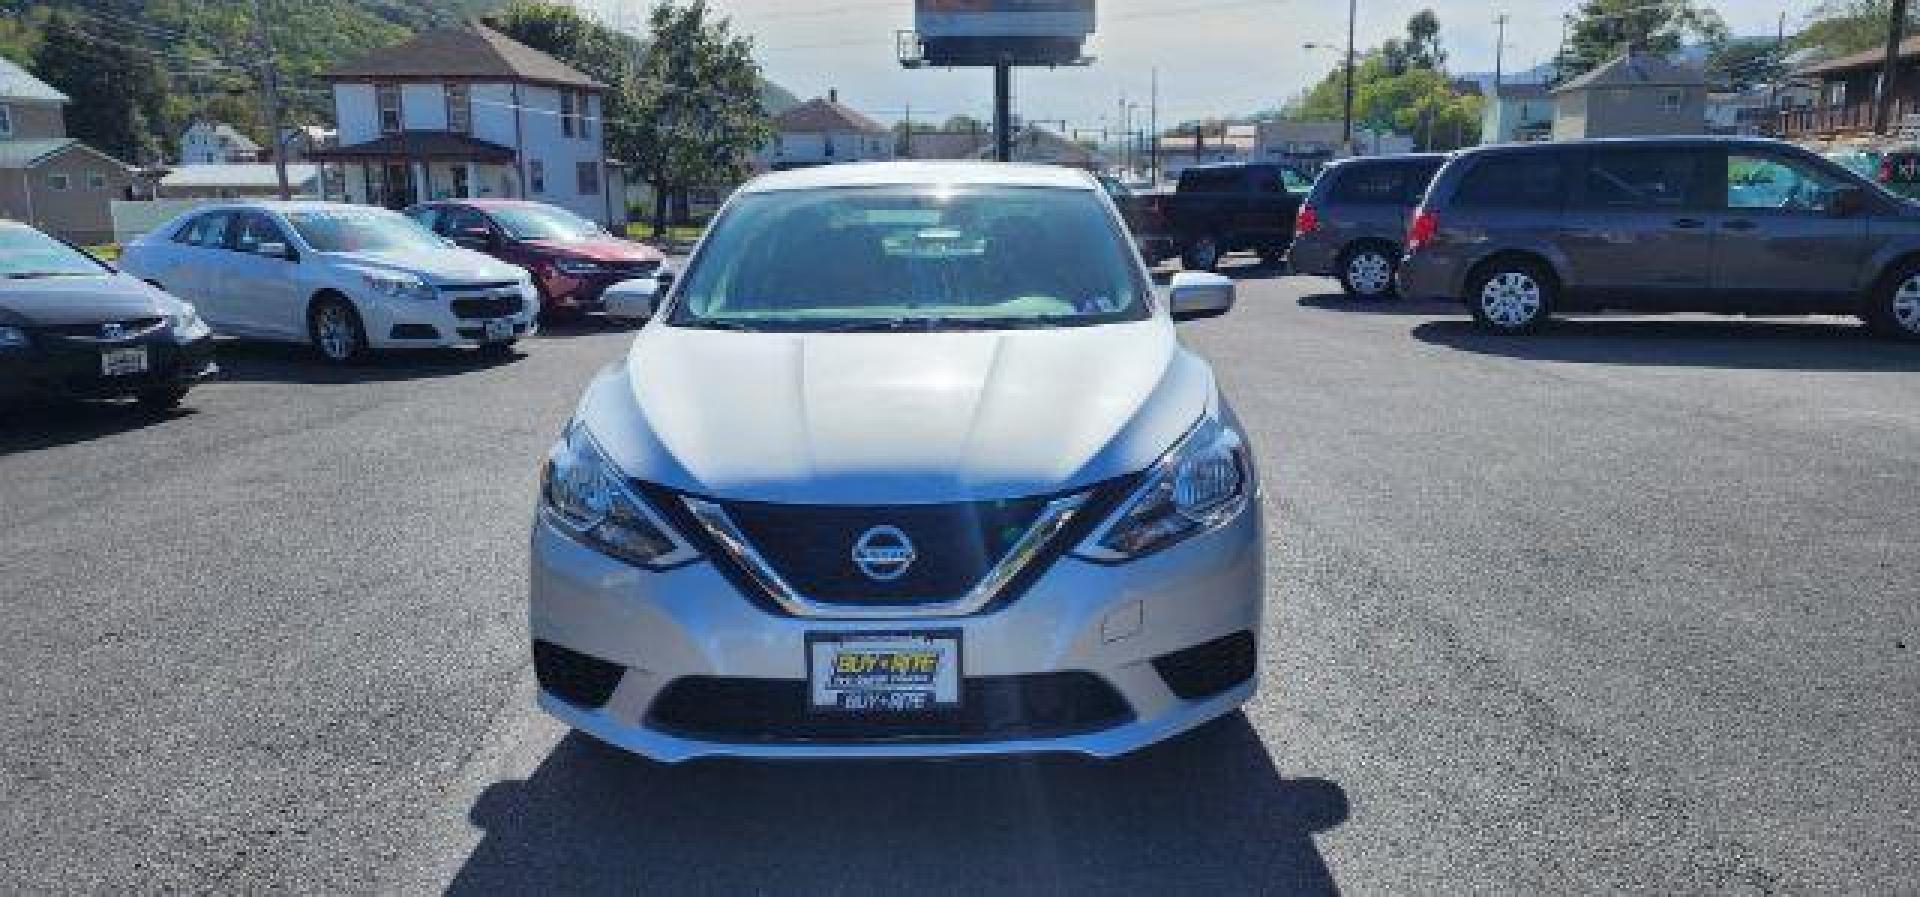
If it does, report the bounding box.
[553,258,606,276]
[0,326,28,350]
[1076,414,1251,562]
[541,422,700,569]
[361,272,437,301]
[172,303,212,341]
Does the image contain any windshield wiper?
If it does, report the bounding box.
[819,317,942,333]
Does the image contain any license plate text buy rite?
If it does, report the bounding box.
[807,631,962,713]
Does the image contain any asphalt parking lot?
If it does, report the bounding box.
[2,265,1916,894]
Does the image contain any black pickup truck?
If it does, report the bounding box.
[1126,163,1313,271]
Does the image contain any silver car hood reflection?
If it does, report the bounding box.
[577,318,1215,505]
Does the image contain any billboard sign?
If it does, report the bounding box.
[915,0,1095,40]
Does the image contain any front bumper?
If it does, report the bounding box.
[528,498,1265,762]
[362,285,541,349]
[0,333,215,401]
[1286,232,1339,277]
[542,268,664,312]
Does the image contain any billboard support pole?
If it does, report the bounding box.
[993,62,1013,162]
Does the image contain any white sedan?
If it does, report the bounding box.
[121,202,539,363]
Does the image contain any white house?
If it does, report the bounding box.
[309,24,618,225]
[761,91,892,171]
[1480,82,1554,144]
[179,122,262,165]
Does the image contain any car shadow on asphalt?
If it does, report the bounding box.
[448,713,1348,895]
[1412,318,1920,372]
[207,340,527,385]
[532,316,643,341]
[0,401,197,454]
[1150,258,1289,284]
[1298,293,1462,315]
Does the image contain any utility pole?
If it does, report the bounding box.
[1874,0,1909,135]
[1494,14,1510,91]
[249,0,291,200]
[1149,67,1159,184]
[993,62,1013,162]
[1769,11,1786,134]
[1342,0,1356,153]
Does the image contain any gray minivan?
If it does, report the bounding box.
[1396,136,1920,340]
[1288,153,1445,298]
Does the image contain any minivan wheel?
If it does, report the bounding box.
[1183,235,1223,272]
[1867,268,1920,341]
[309,297,368,364]
[136,386,189,411]
[1339,245,1398,299]
[1468,262,1553,333]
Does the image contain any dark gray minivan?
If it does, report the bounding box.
[1396,136,1920,340]
[1288,153,1445,298]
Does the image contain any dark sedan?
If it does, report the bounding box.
[0,221,216,411]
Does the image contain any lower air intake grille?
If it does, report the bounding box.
[533,640,626,709]
[1152,631,1257,699]
[646,673,1133,744]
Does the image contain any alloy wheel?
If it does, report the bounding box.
[1347,251,1393,296]
[1895,275,1920,335]
[315,305,359,361]
[1479,271,1542,329]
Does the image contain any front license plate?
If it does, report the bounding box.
[807,631,962,713]
[483,319,515,341]
[100,346,149,376]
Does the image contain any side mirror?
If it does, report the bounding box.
[1168,271,1235,321]
[1830,185,1866,218]
[257,242,292,260]
[602,277,661,320]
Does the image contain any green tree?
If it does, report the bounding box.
[33,10,171,164]
[1285,51,1481,151]
[1556,0,1728,82]
[1707,37,1786,92]
[628,1,772,237]
[1383,9,1447,75]
[1795,0,1920,57]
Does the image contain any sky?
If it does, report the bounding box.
[579,0,1829,132]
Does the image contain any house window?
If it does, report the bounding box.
[446,83,471,134]
[377,83,404,134]
[1826,82,1848,109]
[1661,90,1685,113]
[529,159,545,194]
[578,95,593,139]
[577,160,600,195]
[0,104,11,138]
[48,173,70,190]
[88,172,106,190]
[561,91,576,138]
[825,135,836,158]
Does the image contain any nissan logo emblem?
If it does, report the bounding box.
[851,526,916,582]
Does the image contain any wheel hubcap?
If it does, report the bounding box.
[1348,252,1392,295]
[1895,276,1920,334]
[1480,272,1542,328]
[317,308,356,359]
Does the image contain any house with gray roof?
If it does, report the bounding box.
[1551,49,1706,140]
[760,90,893,171]
[0,58,135,243]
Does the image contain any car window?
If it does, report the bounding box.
[1728,152,1849,213]
[1280,168,1313,195]
[285,209,447,253]
[175,212,234,248]
[1581,149,1708,210]
[0,222,109,277]
[1452,153,1568,210]
[1330,163,1429,205]
[442,207,493,238]
[231,212,291,256]
[407,207,444,234]
[1882,153,1920,185]
[671,186,1150,331]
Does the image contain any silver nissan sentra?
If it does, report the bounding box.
[529,162,1264,761]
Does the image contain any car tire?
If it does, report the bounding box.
[1467,259,1554,334]
[309,296,369,365]
[1865,263,1920,342]
[136,386,190,411]
[1258,245,1288,269]
[478,340,518,359]
[1338,244,1399,300]
[1182,235,1223,272]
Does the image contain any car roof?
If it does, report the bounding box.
[740,161,1098,194]
[1456,135,1804,156]
[178,200,393,215]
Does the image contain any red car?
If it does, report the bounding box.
[405,200,665,318]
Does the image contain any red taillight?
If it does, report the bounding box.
[1407,208,1438,251]
[1294,204,1320,237]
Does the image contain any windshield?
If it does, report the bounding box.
[0,224,109,278]
[668,186,1150,331]
[286,209,447,254]
[490,205,606,242]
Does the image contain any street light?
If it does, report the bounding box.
[1303,36,1356,155]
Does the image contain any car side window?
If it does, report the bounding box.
[1452,154,1568,210]
[444,207,490,238]
[231,212,291,257]
[408,207,443,234]
[1331,165,1411,204]
[175,212,233,248]
[1581,149,1708,210]
[1728,152,1849,214]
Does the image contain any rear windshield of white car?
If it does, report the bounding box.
[0,224,109,278]
[668,186,1151,331]
[285,210,447,254]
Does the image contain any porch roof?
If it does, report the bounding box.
[308,132,516,164]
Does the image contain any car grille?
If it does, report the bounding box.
[449,295,526,319]
[606,259,660,277]
[1152,631,1257,699]
[717,497,1053,604]
[646,673,1133,744]
[40,317,168,342]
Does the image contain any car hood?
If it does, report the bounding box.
[0,274,178,327]
[577,319,1215,504]
[326,248,524,284]
[521,238,662,263]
